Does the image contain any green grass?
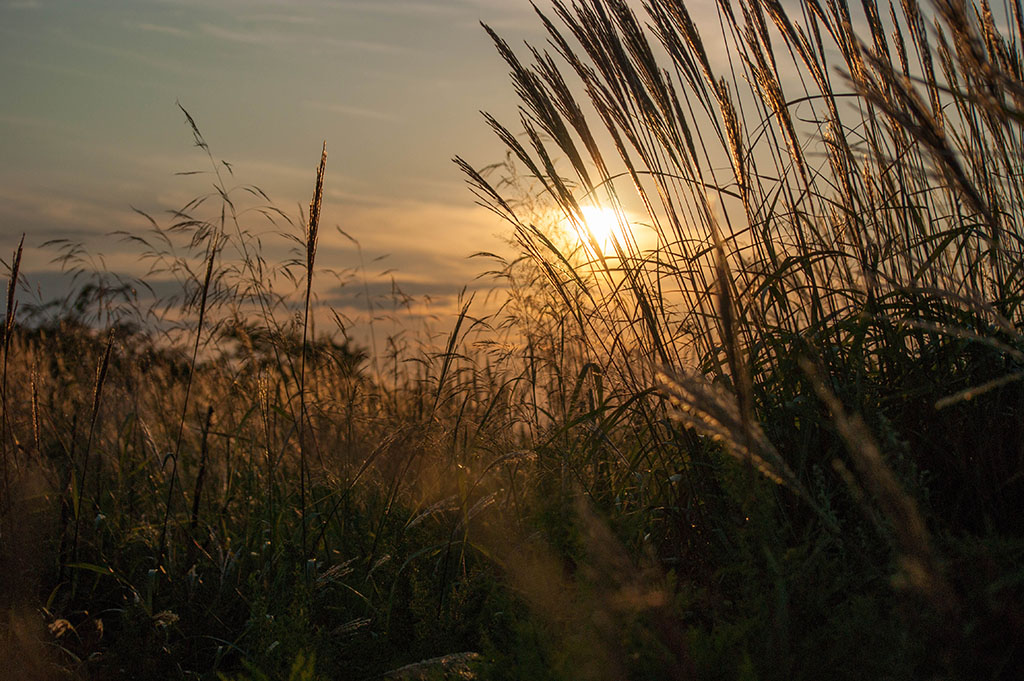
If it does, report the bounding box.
[3,0,1024,678]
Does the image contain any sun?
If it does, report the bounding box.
[573,205,624,253]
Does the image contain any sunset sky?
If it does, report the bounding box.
[0,0,573,335]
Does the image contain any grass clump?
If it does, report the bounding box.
[2,0,1024,679]
[459,0,1024,677]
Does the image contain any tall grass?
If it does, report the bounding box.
[1,235,23,512]
[0,0,1023,679]
[460,0,1024,526]
[459,0,1024,676]
[299,142,327,560]
[0,112,533,679]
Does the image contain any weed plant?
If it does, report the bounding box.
[1,0,1023,679]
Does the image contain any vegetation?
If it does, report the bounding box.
[3,0,1024,678]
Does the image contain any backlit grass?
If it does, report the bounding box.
[3,1,1024,679]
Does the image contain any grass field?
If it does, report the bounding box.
[2,0,1024,678]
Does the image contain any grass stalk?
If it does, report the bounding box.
[69,329,114,570]
[159,233,220,567]
[0,235,23,515]
[299,142,327,559]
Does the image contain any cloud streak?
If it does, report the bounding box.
[128,21,193,38]
[303,100,400,122]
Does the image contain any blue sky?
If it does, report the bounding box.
[0,0,558,333]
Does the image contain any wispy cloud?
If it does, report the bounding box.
[303,100,400,122]
[198,20,409,55]
[333,1,464,17]
[243,12,317,25]
[326,276,491,312]
[0,186,147,247]
[128,21,193,38]
[0,113,80,135]
[320,35,417,55]
[61,34,190,75]
[316,196,508,270]
[198,22,285,45]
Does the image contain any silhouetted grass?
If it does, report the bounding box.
[1,1,1023,679]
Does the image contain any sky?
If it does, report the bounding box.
[0,0,567,341]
